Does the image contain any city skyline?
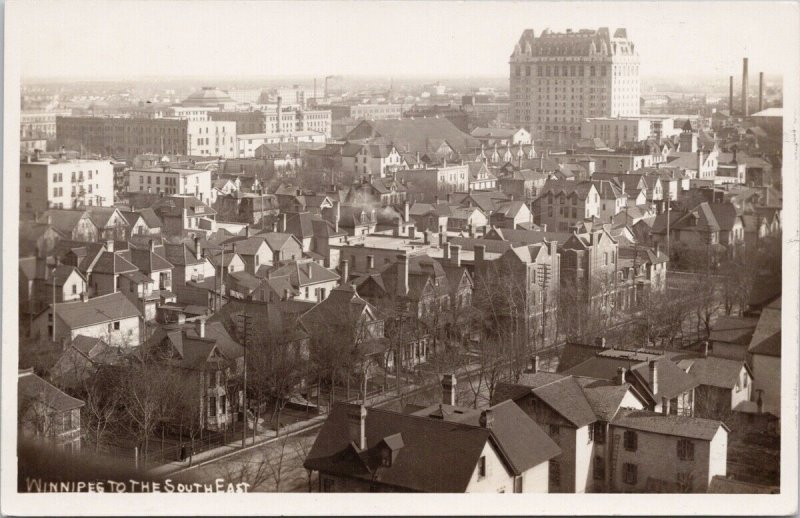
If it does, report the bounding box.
[15,1,798,80]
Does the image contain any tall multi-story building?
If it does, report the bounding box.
[56,117,237,158]
[20,154,114,216]
[510,28,640,145]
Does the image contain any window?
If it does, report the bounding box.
[549,460,560,486]
[549,424,560,437]
[220,395,226,415]
[622,463,637,485]
[477,455,487,479]
[61,411,73,431]
[623,430,637,451]
[208,396,217,416]
[677,439,694,460]
[593,456,605,480]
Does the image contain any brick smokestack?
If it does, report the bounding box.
[759,72,764,112]
[729,75,733,115]
[742,58,749,117]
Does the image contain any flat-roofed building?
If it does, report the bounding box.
[127,165,212,206]
[56,117,237,158]
[20,154,114,217]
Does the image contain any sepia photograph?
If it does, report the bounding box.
[1,0,797,515]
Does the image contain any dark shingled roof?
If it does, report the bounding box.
[749,331,780,357]
[612,408,727,441]
[532,376,597,427]
[54,292,141,329]
[19,370,84,412]
[304,401,559,492]
[686,356,749,389]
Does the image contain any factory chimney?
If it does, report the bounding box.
[742,58,749,117]
[728,75,734,115]
[758,72,764,112]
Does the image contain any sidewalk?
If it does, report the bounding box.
[149,376,430,477]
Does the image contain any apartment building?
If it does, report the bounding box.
[20,155,114,217]
[127,166,212,206]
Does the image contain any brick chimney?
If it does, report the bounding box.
[441,374,456,406]
[617,367,626,385]
[194,236,202,260]
[649,360,658,396]
[149,239,155,253]
[280,213,287,233]
[474,244,485,264]
[661,397,669,415]
[346,405,367,451]
[479,409,494,429]
[341,259,349,284]
[403,201,410,223]
[444,242,451,261]
[196,317,206,338]
[451,244,462,267]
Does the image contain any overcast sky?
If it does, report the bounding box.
[15,1,798,80]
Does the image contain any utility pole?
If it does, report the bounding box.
[237,311,252,448]
[51,265,57,341]
[539,263,551,349]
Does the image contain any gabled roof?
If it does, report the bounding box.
[709,316,757,345]
[686,356,749,389]
[749,331,780,357]
[531,376,597,427]
[304,401,559,492]
[92,251,138,275]
[52,292,141,329]
[612,408,727,441]
[345,118,479,154]
[264,260,340,287]
[19,370,84,412]
[127,248,173,273]
[162,242,206,266]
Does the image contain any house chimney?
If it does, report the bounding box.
[702,340,709,357]
[408,226,416,240]
[280,213,287,233]
[661,396,669,415]
[531,355,540,373]
[742,57,749,117]
[474,244,485,264]
[758,71,764,112]
[272,220,278,233]
[194,237,202,260]
[245,225,251,238]
[451,244,462,267]
[149,239,155,253]
[397,253,409,295]
[617,367,626,386]
[403,201,410,223]
[649,360,658,396]
[366,255,374,270]
[479,409,494,429]
[423,231,431,245]
[444,242,451,261]
[341,259,349,284]
[441,374,456,406]
[196,318,206,338]
[346,405,367,451]
[333,200,341,232]
[439,230,446,247]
